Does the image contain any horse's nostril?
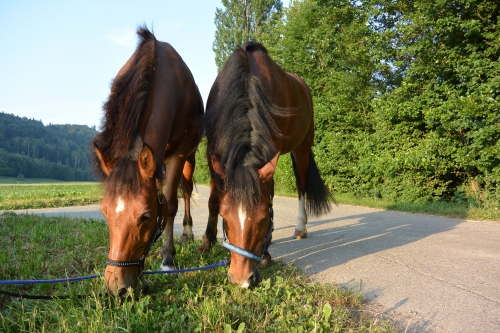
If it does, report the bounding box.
[117,288,129,298]
[249,270,261,287]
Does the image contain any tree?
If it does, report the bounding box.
[213,0,283,70]
[266,0,377,193]
[366,0,500,202]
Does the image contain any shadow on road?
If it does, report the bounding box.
[269,209,464,333]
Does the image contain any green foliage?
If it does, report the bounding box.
[266,0,377,195]
[0,214,393,332]
[361,0,500,204]
[213,0,284,70]
[223,0,500,208]
[194,138,211,186]
[0,112,98,181]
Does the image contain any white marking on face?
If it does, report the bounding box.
[241,281,250,289]
[238,203,246,232]
[115,196,125,214]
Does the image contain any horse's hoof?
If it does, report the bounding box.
[180,233,194,244]
[197,235,215,253]
[196,242,211,253]
[292,229,307,239]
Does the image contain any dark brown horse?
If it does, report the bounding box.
[199,42,332,288]
[92,27,203,296]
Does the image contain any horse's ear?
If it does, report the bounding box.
[139,144,156,179]
[94,144,112,176]
[211,154,225,179]
[258,152,280,181]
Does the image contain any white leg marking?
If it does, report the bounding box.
[183,225,193,236]
[296,194,307,231]
[115,196,125,214]
[238,203,246,232]
[160,263,175,271]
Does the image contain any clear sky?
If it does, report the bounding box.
[0,0,224,128]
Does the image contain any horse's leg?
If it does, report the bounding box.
[261,177,274,267]
[159,156,186,271]
[197,179,219,253]
[291,146,310,239]
[179,153,195,243]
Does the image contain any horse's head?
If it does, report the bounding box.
[213,153,278,288]
[94,143,165,297]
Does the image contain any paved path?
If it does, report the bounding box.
[5,185,500,333]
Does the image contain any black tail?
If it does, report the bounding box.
[291,152,334,216]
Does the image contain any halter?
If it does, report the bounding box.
[222,191,274,263]
[106,190,165,270]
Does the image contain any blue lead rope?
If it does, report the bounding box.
[0,259,228,286]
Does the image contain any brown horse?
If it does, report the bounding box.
[92,27,203,297]
[199,42,332,288]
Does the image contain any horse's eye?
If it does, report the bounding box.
[140,213,151,224]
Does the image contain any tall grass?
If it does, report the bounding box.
[0,213,393,332]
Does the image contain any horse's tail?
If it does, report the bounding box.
[291,152,334,216]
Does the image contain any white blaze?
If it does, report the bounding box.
[115,196,125,214]
[238,203,246,232]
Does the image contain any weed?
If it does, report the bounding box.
[0,213,393,332]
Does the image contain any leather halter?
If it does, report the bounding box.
[106,190,165,270]
[222,192,274,263]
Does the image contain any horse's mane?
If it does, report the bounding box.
[92,26,156,180]
[206,42,287,212]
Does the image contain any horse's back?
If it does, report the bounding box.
[245,45,313,154]
[144,40,204,159]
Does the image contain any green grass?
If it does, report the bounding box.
[1,176,498,221]
[0,182,103,210]
[333,192,499,221]
[272,188,499,222]
[0,213,393,332]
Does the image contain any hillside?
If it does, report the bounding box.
[0,112,98,181]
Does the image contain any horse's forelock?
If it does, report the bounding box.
[103,158,164,201]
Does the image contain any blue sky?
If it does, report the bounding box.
[0,0,225,128]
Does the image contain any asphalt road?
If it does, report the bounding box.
[5,185,500,333]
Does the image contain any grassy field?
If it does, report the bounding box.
[273,187,500,222]
[0,181,103,210]
[0,213,393,332]
[2,176,498,222]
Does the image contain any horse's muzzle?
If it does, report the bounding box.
[105,266,139,297]
[227,266,261,288]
